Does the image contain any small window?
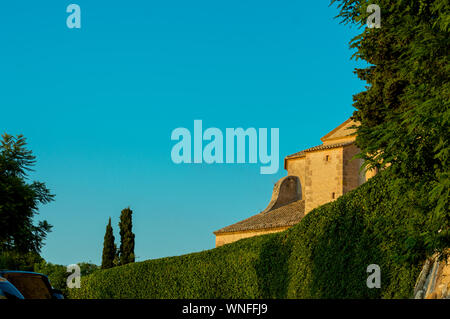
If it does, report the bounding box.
[325,155,330,162]
[332,192,335,199]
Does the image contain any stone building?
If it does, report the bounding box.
[213,118,377,247]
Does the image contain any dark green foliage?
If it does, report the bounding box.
[34,261,99,297]
[101,218,117,269]
[0,250,44,271]
[77,262,100,277]
[0,134,54,254]
[119,207,135,265]
[286,174,428,298]
[69,172,427,299]
[330,0,450,256]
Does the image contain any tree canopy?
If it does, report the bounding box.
[101,217,117,269]
[331,0,449,256]
[0,134,54,254]
[119,207,135,265]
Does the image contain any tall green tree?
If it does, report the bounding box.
[101,217,116,269]
[0,133,54,254]
[119,207,135,265]
[331,0,449,256]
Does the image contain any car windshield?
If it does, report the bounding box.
[3,273,52,299]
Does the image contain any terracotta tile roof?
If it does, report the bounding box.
[285,141,355,159]
[213,200,305,234]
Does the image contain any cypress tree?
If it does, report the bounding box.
[119,207,135,265]
[101,218,116,269]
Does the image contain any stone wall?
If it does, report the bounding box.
[343,143,364,194]
[285,157,306,200]
[285,144,375,214]
[262,176,301,212]
[304,147,343,213]
[215,227,290,247]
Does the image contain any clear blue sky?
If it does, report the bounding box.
[0,1,366,265]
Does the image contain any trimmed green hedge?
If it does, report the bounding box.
[70,172,428,298]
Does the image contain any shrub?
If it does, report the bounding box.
[70,171,428,299]
[0,250,43,272]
